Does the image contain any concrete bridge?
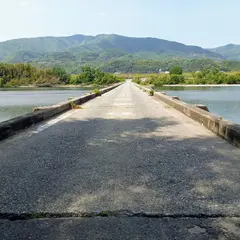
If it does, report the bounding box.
[0,81,240,239]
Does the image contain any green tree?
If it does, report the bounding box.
[80,66,95,83]
[51,67,70,84]
[169,66,183,75]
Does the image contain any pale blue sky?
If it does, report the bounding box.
[0,0,239,47]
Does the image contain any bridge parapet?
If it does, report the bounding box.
[0,83,122,141]
[135,83,240,148]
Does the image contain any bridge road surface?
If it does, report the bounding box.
[0,81,240,239]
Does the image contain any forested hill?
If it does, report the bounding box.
[210,44,240,60]
[0,34,221,63]
[1,34,240,73]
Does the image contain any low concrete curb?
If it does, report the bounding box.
[0,83,122,141]
[136,84,240,148]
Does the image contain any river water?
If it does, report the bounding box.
[1,86,240,124]
[0,88,92,122]
[157,86,240,124]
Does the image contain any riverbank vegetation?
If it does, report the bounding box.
[1,62,240,88]
[132,66,240,87]
[0,63,122,87]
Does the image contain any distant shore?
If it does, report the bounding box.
[0,84,108,89]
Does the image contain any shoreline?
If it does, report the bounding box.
[162,84,240,87]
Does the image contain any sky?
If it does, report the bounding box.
[0,0,239,48]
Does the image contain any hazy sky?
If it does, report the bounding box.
[0,0,239,47]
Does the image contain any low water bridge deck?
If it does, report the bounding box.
[0,81,239,239]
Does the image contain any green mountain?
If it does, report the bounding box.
[210,44,240,60]
[0,34,222,63]
[4,34,240,73]
[0,35,92,59]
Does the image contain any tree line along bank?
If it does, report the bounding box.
[0,63,123,87]
[133,66,240,87]
[1,63,240,88]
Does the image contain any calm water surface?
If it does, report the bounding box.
[1,86,240,124]
[157,86,240,124]
[0,88,92,122]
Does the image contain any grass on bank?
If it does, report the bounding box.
[149,90,154,96]
[120,71,240,79]
[70,101,82,109]
[92,88,102,96]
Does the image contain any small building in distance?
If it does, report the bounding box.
[159,68,170,74]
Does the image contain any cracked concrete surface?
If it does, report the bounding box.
[0,81,239,239]
[0,217,239,240]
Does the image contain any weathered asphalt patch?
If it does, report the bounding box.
[188,225,207,234]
